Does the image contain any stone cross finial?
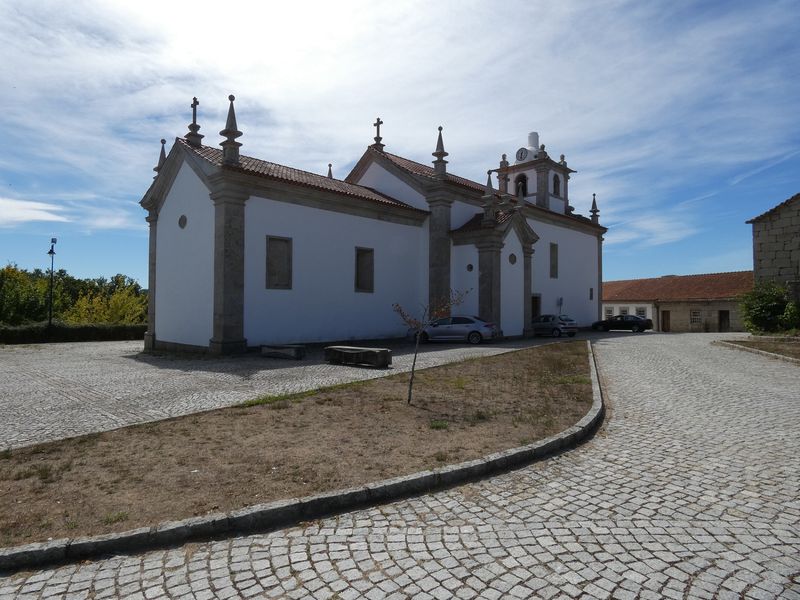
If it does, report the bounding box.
[432,126,449,178]
[327,163,333,179]
[590,193,600,224]
[219,94,243,166]
[185,97,204,147]
[372,117,385,150]
[153,139,167,178]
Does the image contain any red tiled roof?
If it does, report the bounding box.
[382,151,488,194]
[180,139,426,214]
[378,149,602,229]
[603,271,753,302]
[747,192,800,223]
[451,210,514,233]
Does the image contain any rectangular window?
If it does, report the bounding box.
[690,310,702,324]
[605,307,613,318]
[636,307,646,318]
[589,287,594,300]
[619,307,629,316]
[266,236,292,289]
[355,247,374,293]
[549,243,558,279]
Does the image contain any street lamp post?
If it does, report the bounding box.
[47,238,57,328]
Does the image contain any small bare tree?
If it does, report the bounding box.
[392,289,469,405]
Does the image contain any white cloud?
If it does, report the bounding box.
[0,197,72,227]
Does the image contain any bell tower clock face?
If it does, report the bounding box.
[516,147,529,161]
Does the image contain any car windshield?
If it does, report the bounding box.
[559,315,573,321]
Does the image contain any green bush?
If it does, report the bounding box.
[739,281,791,333]
[781,301,800,330]
[0,321,146,344]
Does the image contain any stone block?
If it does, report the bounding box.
[324,346,392,368]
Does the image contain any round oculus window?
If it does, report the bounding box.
[466,263,474,272]
[508,253,517,265]
[178,215,187,229]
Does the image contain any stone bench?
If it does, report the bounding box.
[261,344,306,360]
[324,346,392,369]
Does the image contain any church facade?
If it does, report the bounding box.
[140,96,606,353]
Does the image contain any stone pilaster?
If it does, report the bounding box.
[535,166,549,209]
[597,235,604,321]
[522,246,534,337]
[427,190,453,311]
[144,210,158,351]
[477,239,503,326]
[208,181,248,354]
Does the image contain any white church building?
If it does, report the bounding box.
[140,96,606,353]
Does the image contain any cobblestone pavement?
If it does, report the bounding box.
[3,333,800,599]
[0,337,543,449]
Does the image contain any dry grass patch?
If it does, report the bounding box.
[0,341,592,547]
[728,338,800,360]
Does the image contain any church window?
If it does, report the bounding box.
[514,174,528,197]
[589,287,594,300]
[508,253,517,265]
[178,214,187,229]
[355,247,374,293]
[549,243,558,278]
[553,174,561,197]
[266,236,292,289]
[466,263,474,272]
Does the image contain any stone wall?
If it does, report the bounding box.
[657,300,744,333]
[752,199,800,284]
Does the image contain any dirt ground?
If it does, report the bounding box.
[0,341,592,547]
[728,338,800,360]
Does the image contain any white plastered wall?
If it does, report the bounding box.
[243,197,426,344]
[155,161,214,346]
[353,162,428,211]
[501,230,524,336]
[451,200,480,230]
[528,218,599,326]
[451,244,479,317]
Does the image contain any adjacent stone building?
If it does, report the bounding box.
[602,272,753,332]
[747,193,800,297]
[140,96,606,353]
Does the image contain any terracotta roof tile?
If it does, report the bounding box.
[381,151,488,194]
[603,271,753,302]
[747,192,800,223]
[180,139,426,214]
[451,210,514,233]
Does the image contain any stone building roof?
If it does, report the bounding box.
[746,192,800,223]
[603,271,754,302]
[180,139,427,214]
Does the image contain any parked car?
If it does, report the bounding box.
[418,315,501,344]
[591,314,653,332]
[531,314,578,337]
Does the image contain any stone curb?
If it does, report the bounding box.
[0,341,606,574]
[714,340,800,365]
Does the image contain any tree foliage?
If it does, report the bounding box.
[0,265,147,326]
[738,281,798,333]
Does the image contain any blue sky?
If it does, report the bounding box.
[1,0,799,285]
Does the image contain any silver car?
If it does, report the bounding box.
[420,315,501,344]
[531,314,578,337]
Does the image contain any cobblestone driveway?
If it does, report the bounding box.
[0,339,535,449]
[2,333,799,599]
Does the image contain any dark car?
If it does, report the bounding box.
[419,315,501,344]
[592,314,653,332]
[531,314,578,337]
